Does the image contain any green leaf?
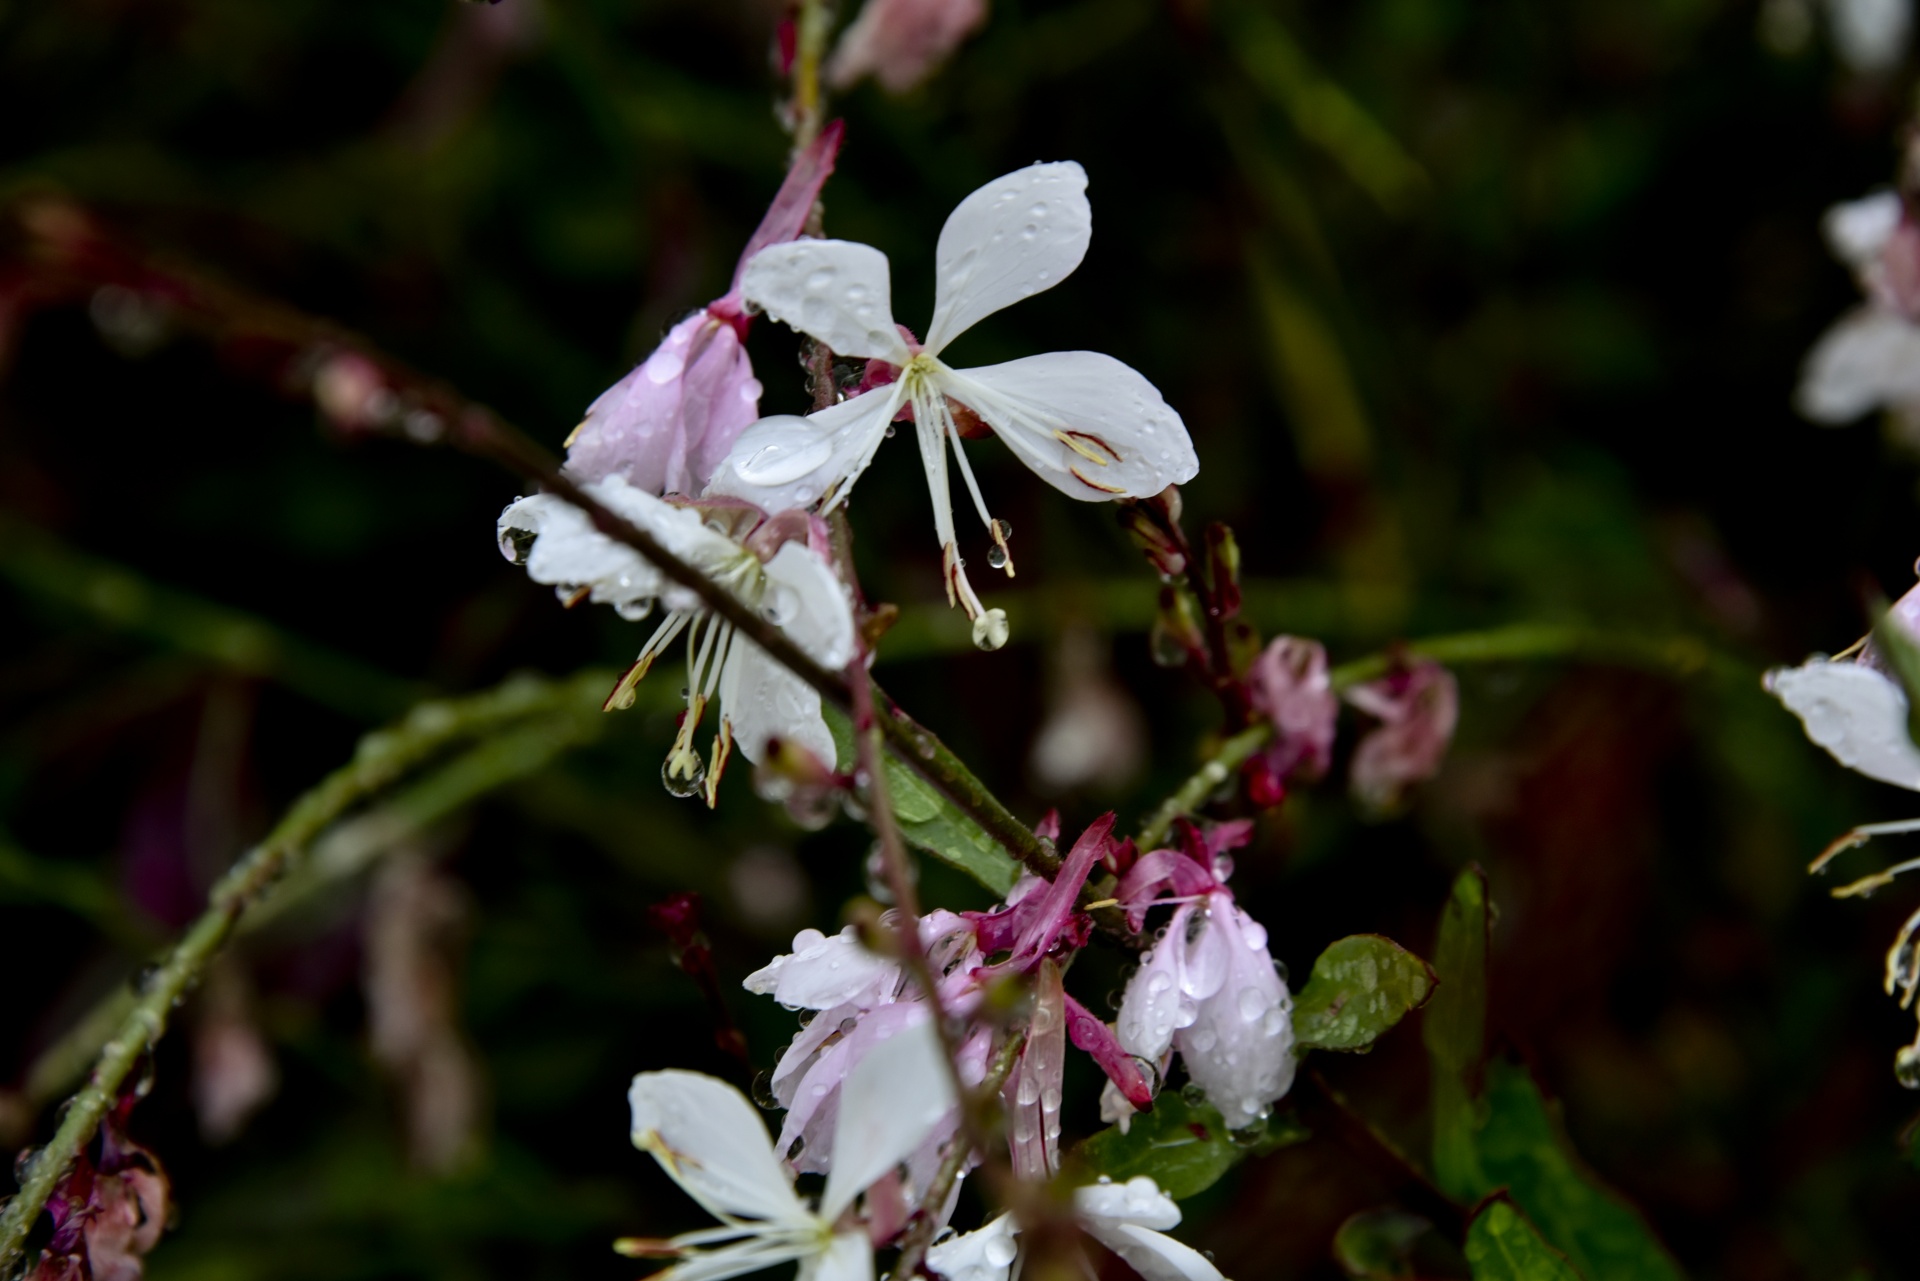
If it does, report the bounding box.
[1474,1060,1684,1281]
[1465,1199,1584,1281]
[823,704,1022,896]
[1332,1207,1436,1279]
[1424,865,1490,1200]
[1292,934,1437,1052]
[1079,1091,1309,1200]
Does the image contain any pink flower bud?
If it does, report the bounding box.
[1247,636,1337,788]
[1345,659,1459,811]
[825,0,988,94]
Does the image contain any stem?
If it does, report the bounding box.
[0,673,606,1274]
[893,1029,1028,1280]
[1133,622,1724,850]
[789,0,834,153]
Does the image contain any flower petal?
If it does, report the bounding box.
[802,1232,874,1281]
[719,641,836,768]
[925,163,1091,355]
[944,353,1197,501]
[1005,961,1067,1181]
[820,1017,959,1222]
[1084,1223,1226,1281]
[1795,305,1920,424]
[725,122,844,304]
[628,1070,810,1226]
[925,1214,1020,1281]
[763,542,858,669]
[1767,658,1920,790]
[741,240,912,363]
[662,1238,817,1281]
[705,389,902,513]
[1074,1176,1182,1232]
[744,927,901,1012]
[1174,900,1295,1129]
[1115,908,1195,1062]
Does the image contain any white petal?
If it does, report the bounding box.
[925,163,1092,354]
[705,390,903,513]
[628,1070,810,1226]
[1795,305,1920,424]
[719,642,836,768]
[926,1214,1020,1281]
[744,926,901,1012]
[1084,1223,1225,1281]
[1075,1176,1182,1233]
[944,353,1197,501]
[1116,907,1197,1062]
[1175,903,1296,1129]
[662,1237,817,1281]
[1767,659,1920,790]
[819,1018,959,1221]
[1825,191,1902,270]
[800,1232,874,1281]
[763,542,857,669]
[742,240,912,363]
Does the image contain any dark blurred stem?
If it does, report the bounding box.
[1133,622,1723,849]
[0,673,607,1274]
[789,0,834,154]
[894,1030,1027,1279]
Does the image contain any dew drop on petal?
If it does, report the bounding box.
[1238,988,1269,1022]
[806,268,836,290]
[645,348,686,385]
[736,434,835,485]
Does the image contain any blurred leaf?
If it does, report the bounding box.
[1332,1207,1434,1278]
[1293,933,1436,1053]
[1465,1199,1584,1281]
[1425,865,1490,1200]
[1249,248,1374,483]
[1079,1091,1309,1200]
[1475,1060,1684,1281]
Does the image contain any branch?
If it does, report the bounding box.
[0,672,607,1274]
[1133,623,1726,850]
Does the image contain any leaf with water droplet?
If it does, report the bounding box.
[1463,1199,1582,1281]
[1291,934,1436,1053]
[1078,1091,1307,1200]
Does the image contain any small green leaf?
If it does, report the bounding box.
[1292,934,1436,1052]
[1332,1207,1435,1278]
[1465,1199,1584,1281]
[1079,1091,1308,1200]
[1425,866,1490,1201]
[1475,1060,1684,1281]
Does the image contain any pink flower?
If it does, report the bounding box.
[1344,659,1458,810]
[825,0,988,94]
[563,123,842,496]
[1244,636,1337,805]
[1113,822,1295,1129]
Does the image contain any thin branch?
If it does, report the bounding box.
[1133,623,1727,850]
[0,672,607,1274]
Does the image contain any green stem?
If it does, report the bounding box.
[1133,623,1724,850]
[0,673,606,1273]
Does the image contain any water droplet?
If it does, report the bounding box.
[1189,1026,1218,1053]
[787,1135,807,1161]
[1181,1082,1207,1106]
[838,1017,858,1034]
[1147,971,1173,996]
[1041,1085,1063,1112]
[615,598,652,622]
[1227,1123,1265,1148]
[797,1008,817,1027]
[1028,202,1050,219]
[661,756,706,798]
[13,1146,36,1188]
[1016,1075,1041,1106]
[806,268,836,290]
[1238,988,1269,1022]
[1129,1056,1161,1094]
[133,962,162,994]
[646,348,686,384]
[737,434,834,485]
[1012,1119,1035,1143]
[762,584,800,626]
[1021,224,1039,240]
[986,546,1008,570]
[752,1071,779,1109]
[884,424,897,438]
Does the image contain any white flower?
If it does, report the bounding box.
[1797,191,1920,427]
[926,1176,1226,1281]
[1766,656,1920,790]
[624,1019,956,1281]
[706,161,1198,649]
[497,478,856,802]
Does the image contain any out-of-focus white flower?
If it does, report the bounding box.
[709,162,1197,649]
[1797,190,1920,427]
[1827,0,1913,76]
[496,479,855,801]
[826,0,988,94]
[622,1020,955,1281]
[926,1176,1227,1281]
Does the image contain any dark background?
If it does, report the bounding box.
[2,0,1918,1277]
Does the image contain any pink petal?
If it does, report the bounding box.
[1066,992,1156,1109]
[721,121,845,310]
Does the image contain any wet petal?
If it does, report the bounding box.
[741,239,912,363]
[1067,995,1158,1110]
[804,1232,875,1281]
[1767,658,1920,790]
[925,163,1092,354]
[1796,304,1920,424]
[1074,1176,1182,1232]
[706,389,903,513]
[1175,899,1295,1129]
[719,642,836,768]
[1005,961,1067,1180]
[1825,191,1902,273]
[628,1070,810,1226]
[926,1214,1020,1281]
[820,1017,959,1222]
[762,542,857,669]
[743,926,901,1012]
[726,122,845,303]
[944,352,1197,501]
[1115,908,1195,1062]
[1084,1223,1225,1281]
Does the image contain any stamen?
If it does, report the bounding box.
[1834,855,1920,900]
[1068,464,1126,496]
[1888,903,1920,1007]
[704,717,735,809]
[605,612,692,711]
[1054,428,1121,465]
[563,420,588,449]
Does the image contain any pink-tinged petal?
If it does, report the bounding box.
[767,998,860,1109]
[1173,897,1294,1129]
[566,313,761,497]
[1115,907,1195,1063]
[1008,812,1109,964]
[1068,993,1156,1109]
[820,1018,959,1222]
[627,1070,811,1226]
[743,926,900,1011]
[1346,660,1458,810]
[723,122,845,306]
[942,352,1197,502]
[1115,850,1217,931]
[741,239,912,363]
[1247,636,1337,783]
[825,0,988,95]
[1004,960,1067,1181]
[923,162,1089,354]
[777,1003,928,1175]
